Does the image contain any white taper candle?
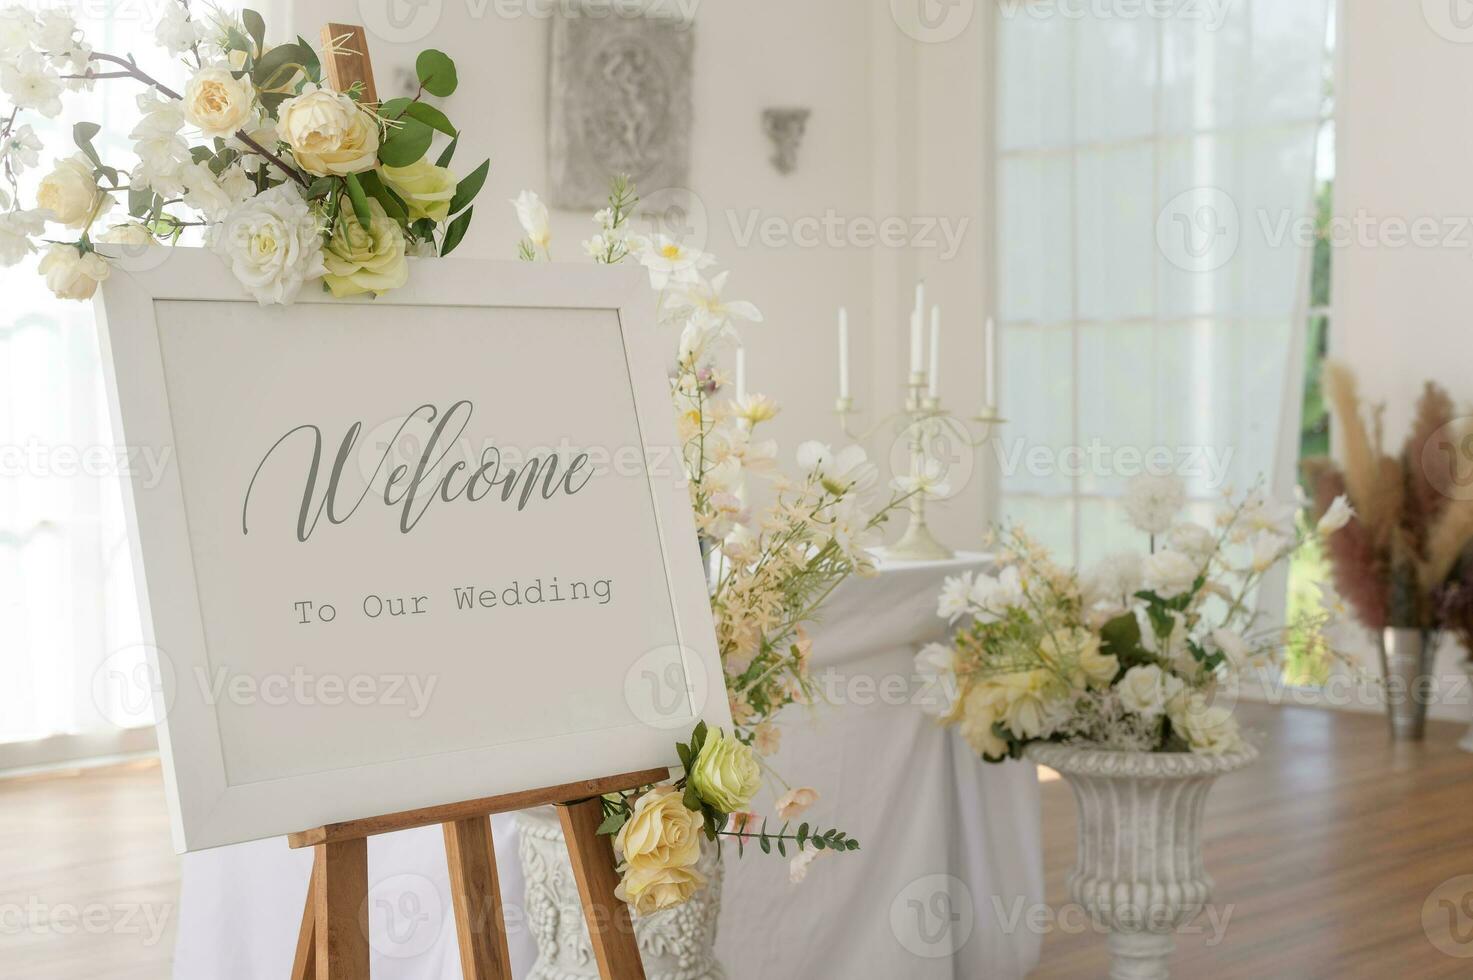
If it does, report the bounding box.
[984,315,997,407]
[910,310,923,375]
[928,305,941,398]
[736,347,747,401]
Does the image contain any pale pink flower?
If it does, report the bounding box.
[775,786,819,821]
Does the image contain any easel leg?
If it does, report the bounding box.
[443,816,513,979]
[290,861,319,980]
[314,838,370,980]
[558,799,647,980]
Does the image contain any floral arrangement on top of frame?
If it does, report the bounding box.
[0,2,488,303]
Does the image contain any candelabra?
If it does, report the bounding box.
[836,373,1005,562]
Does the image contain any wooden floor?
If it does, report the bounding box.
[0,704,1469,978]
[1031,703,1473,979]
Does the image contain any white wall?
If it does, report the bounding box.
[1332,0,1472,720]
[297,0,994,549]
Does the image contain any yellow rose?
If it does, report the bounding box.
[958,683,1009,760]
[614,863,706,916]
[688,728,760,814]
[38,244,108,300]
[277,86,380,177]
[183,67,256,140]
[322,198,408,298]
[379,157,457,223]
[615,786,702,872]
[37,155,107,228]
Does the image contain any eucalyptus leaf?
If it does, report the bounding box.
[357,170,407,225]
[252,42,308,90]
[404,102,457,137]
[72,122,102,170]
[305,176,336,200]
[448,158,488,216]
[415,49,457,97]
[440,206,473,255]
[242,9,265,54]
[296,35,322,84]
[344,172,373,229]
[378,117,433,168]
[435,135,458,168]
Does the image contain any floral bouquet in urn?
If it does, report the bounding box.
[0,2,487,302]
[917,475,1357,760]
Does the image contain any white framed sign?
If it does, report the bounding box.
[96,251,728,851]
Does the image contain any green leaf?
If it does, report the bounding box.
[812,837,826,850]
[415,49,457,96]
[595,809,627,836]
[675,741,692,771]
[440,205,473,256]
[304,176,336,200]
[378,117,433,167]
[224,26,253,56]
[189,145,214,165]
[403,101,457,137]
[797,822,809,844]
[449,158,489,216]
[252,42,308,91]
[296,35,322,84]
[127,186,153,218]
[242,9,265,54]
[73,122,103,170]
[259,91,289,113]
[777,838,786,856]
[344,172,373,229]
[435,135,458,168]
[758,836,770,854]
[357,170,406,225]
[379,97,413,119]
[681,780,702,814]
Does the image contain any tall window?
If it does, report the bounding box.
[993,0,1333,568]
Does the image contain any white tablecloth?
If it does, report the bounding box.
[172,553,1042,979]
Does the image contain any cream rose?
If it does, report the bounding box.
[380,157,457,223]
[183,67,256,140]
[1169,692,1244,755]
[277,86,380,176]
[957,683,1008,760]
[210,185,326,305]
[36,154,107,228]
[38,243,108,300]
[688,728,760,814]
[614,863,706,916]
[1117,664,1185,720]
[1141,549,1200,599]
[322,198,408,298]
[614,786,702,872]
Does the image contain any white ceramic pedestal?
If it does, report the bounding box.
[1025,743,1259,980]
[516,807,725,980]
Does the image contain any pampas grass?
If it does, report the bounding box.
[1305,364,1473,631]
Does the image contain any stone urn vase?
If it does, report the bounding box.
[516,807,725,979]
[1025,742,1259,980]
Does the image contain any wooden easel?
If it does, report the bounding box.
[287,767,667,980]
[286,27,659,980]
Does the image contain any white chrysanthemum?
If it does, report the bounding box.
[209,185,326,305]
[1123,473,1187,536]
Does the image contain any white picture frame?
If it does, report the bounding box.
[95,251,728,852]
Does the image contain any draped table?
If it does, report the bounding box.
[172,552,1043,978]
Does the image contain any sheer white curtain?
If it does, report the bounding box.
[994,0,1330,566]
[0,0,285,755]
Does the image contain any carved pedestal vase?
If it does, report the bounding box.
[1025,743,1259,980]
[517,807,725,980]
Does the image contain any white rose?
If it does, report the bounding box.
[183,67,256,140]
[1167,522,1217,561]
[38,243,109,300]
[1210,628,1252,671]
[97,223,153,245]
[276,86,379,176]
[209,185,326,305]
[0,208,46,266]
[1168,692,1243,755]
[1116,665,1184,720]
[36,154,106,228]
[1141,549,1200,599]
[511,189,551,248]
